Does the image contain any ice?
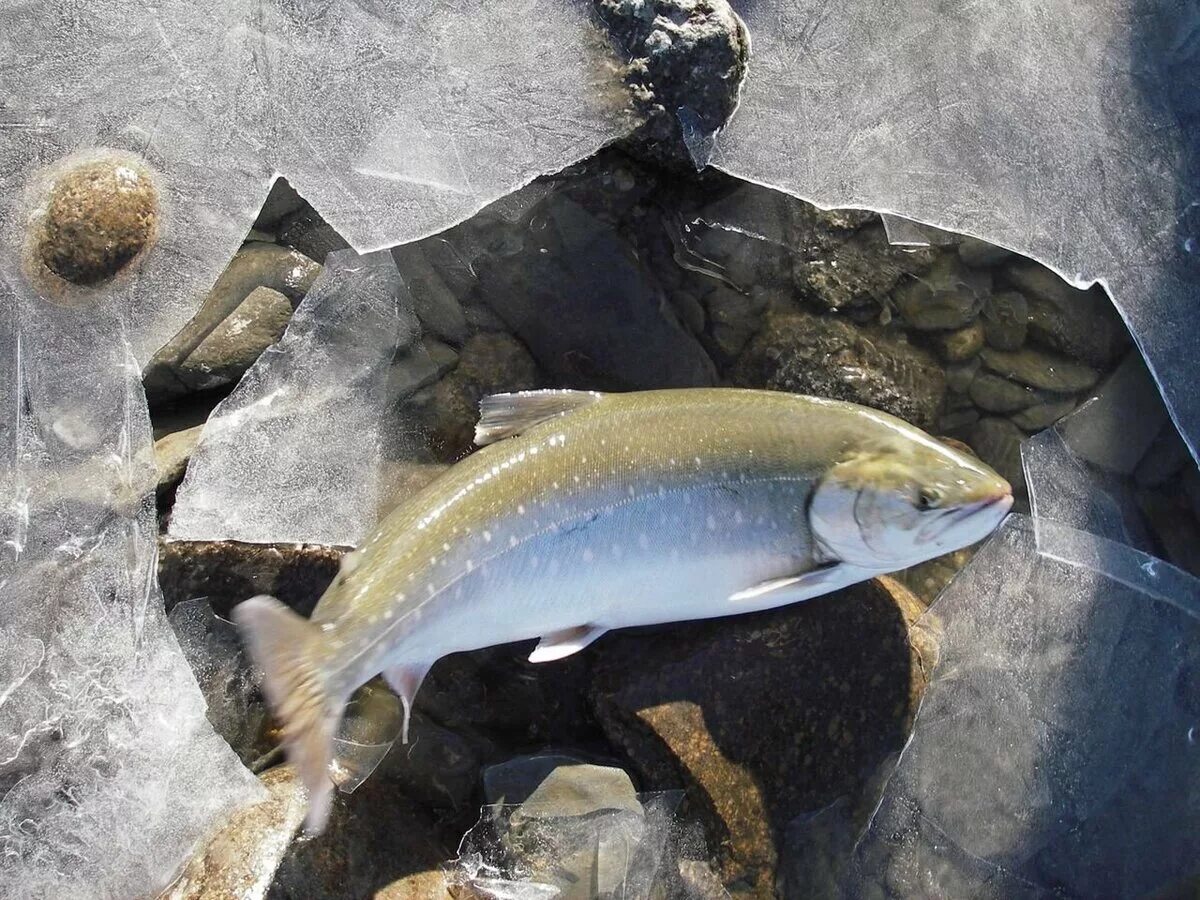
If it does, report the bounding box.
[718,0,1200,463]
[0,294,261,898]
[1,0,632,365]
[448,792,685,900]
[819,515,1200,897]
[168,249,419,547]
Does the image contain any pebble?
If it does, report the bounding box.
[793,223,935,312]
[931,320,985,362]
[957,235,1013,268]
[968,373,1040,413]
[979,346,1099,393]
[944,357,981,395]
[36,155,158,285]
[179,287,294,391]
[892,256,990,330]
[967,417,1028,497]
[982,291,1029,351]
[1009,396,1077,431]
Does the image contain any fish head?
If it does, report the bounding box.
[809,437,1013,570]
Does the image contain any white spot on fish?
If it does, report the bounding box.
[384,609,393,620]
[582,549,594,563]
[509,535,519,548]
[518,504,526,515]
[706,515,717,531]
[484,530,492,542]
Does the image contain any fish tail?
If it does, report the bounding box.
[233,594,341,834]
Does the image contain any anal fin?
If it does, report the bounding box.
[729,561,854,604]
[528,624,606,663]
[382,662,433,745]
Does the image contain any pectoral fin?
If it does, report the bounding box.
[729,561,849,603]
[528,624,606,663]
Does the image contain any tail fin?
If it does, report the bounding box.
[233,595,341,834]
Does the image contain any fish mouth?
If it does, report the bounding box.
[919,489,1013,546]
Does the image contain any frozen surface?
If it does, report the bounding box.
[169,249,417,547]
[449,792,684,900]
[822,515,1200,898]
[0,297,260,898]
[719,0,1200,462]
[0,0,632,364]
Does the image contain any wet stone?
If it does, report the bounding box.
[590,577,931,896]
[732,310,946,431]
[1001,259,1129,367]
[154,423,205,499]
[1009,396,1077,431]
[891,257,990,330]
[979,345,1099,393]
[35,155,158,285]
[944,357,981,395]
[956,235,1012,268]
[178,286,295,392]
[793,223,934,312]
[930,321,985,362]
[968,373,1041,413]
[981,291,1029,351]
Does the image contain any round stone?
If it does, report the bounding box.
[36,156,158,286]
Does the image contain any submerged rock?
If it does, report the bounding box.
[793,223,934,313]
[929,321,985,362]
[981,290,1029,351]
[590,577,931,895]
[1009,396,1077,431]
[891,256,990,331]
[967,417,1028,499]
[176,286,295,392]
[155,423,205,498]
[732,310,946,430]
[1001,259,1129,367]
[968,373,1042,413]
[979,345,1099,393]
[956,235,1012,268]
[34,154,158,286]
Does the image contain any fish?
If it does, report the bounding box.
[233,388,1013,830]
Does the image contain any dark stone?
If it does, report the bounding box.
[473,195,716,391]
[254,178,307,232]
[423,332,542,461]
[36,155,158,286]
[957,236,1013,268]
[892,256,990,331]
[277,205,351,263]
[968,373,1042,413]
[967,417,1028,501]
[1009,396,1077,431]
[157,538,342,619]
[589,577,931,896]
[1001,259,1129,367]
[930,321,985,363]
[979,346,1099,393]
[981,290,1029,351]
[597,0,749,170]
[176,286,295,392]
[793,223,935,313]
[731,310,946,431]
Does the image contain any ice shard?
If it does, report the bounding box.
[0,293,261,898]
[719,0,1200,463]
[1,0,633,364]
[169,250,418,548]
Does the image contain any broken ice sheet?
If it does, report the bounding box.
[718,0,1200,463]
[168,249,419,547]
[0,295,260,898]
[1,0,633,364]
[824,516,1200,898]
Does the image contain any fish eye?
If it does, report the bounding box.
[916,487,942,510]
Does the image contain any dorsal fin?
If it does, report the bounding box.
[474,390,605,446]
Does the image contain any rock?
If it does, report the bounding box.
[386,340,459,402]
[483,754,641,816]
[1009,396,1077,431]
[277,205,351,263]
[589,577,931,895]
[979,346,1099,393]
[424,332,541,460]
[704,285,768,362]
[1057,352,1171,474]
[375,871,454,900]
[892,547,976,606]
[793,223,935,312]
[176,287,295,392]
[165,766,305,900]
[731,311,946,431]
[937,407,981,434]
[1135,423,1192,488]
[670,288,708,336]
[891,256,990,330]
[1001,259,1129,367]
[144,244,321,406]
[374,710,479,814]
[930,321,985,362]
[677,859,732,898]
[597,0,749,169]
[967,417,1027,499]
[155,423,205,498]
[158,538,342,619]
[473,195,716,391]
[462,302,509,333]
[266,770,449,900]
[1135,487,1200,578]
[968,373,1042,413]
[34,154,158,286]
[981,290,1029,351]
[956,235,1013,268]
[392,243,469,346]
[254,178,307,232]
[944,357,981,395]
